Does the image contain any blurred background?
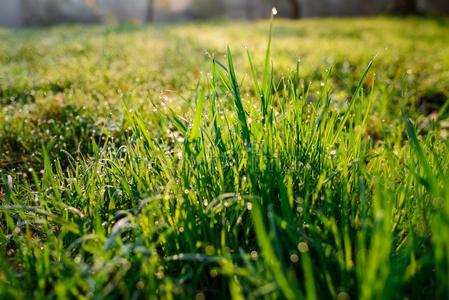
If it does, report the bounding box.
[1,0,449,27]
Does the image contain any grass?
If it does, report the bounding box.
[1,16,449,299]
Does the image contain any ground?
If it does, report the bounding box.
[0,17,449,299]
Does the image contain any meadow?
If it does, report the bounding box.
[1,16,449,299]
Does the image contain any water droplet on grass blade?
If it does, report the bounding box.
[290,254,299,263]
[136,281,145,290]
[250,250,258,260]
[298,242,309,253]
[337,292,351,300]
[6,175,13,196]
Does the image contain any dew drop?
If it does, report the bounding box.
[290,254,299,263]
[298,242,309,253]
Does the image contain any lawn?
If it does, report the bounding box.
[1,16,449,299]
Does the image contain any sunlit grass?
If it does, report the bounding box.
[1,16,449,299]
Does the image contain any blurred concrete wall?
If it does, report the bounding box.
[300,0,449,16]
[183,0,449,19]
[97,0,148,22]
[153,0,270,21]
[182,0,296,19]
[224,0,259,19]
[21,0,101,25]
[0,0,24,26]
[300,0,391,17]
[1,0,449,27]
[418,0,449,14]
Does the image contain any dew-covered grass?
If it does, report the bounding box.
[1,16,449,299]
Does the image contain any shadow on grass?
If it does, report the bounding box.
[0,104,123,175]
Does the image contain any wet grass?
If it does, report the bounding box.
[1,16,449,299]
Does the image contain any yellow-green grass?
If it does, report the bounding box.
[1,16,449,299]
